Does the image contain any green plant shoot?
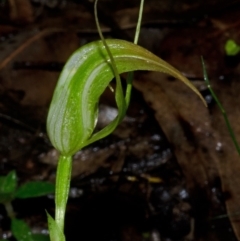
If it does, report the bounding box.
[46,1,206,241]
[0,170,54,241]
[201,57,240,156]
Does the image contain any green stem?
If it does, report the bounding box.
[94,0,127,124]
[94,0,124,99]
[133,0,144,45]
[212,210,240,220]
[4,201,15,219]
[126,0,145,108]
[55,155,72,232]
[201,57,240,156]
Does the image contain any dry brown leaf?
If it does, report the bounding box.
[134,71,240,240]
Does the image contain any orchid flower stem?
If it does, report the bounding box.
[55,155,72,232]
[134,0,145,45]
[126,0,145,108]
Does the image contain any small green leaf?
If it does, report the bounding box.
[0,171,17,193]
[11,218,34,241]
[0,171,17,203]
[15,181,55,199]
[47,212,65,241]
[47,39,206,156]
[225,39,240,56]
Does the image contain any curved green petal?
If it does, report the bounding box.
[47,39,206,156]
